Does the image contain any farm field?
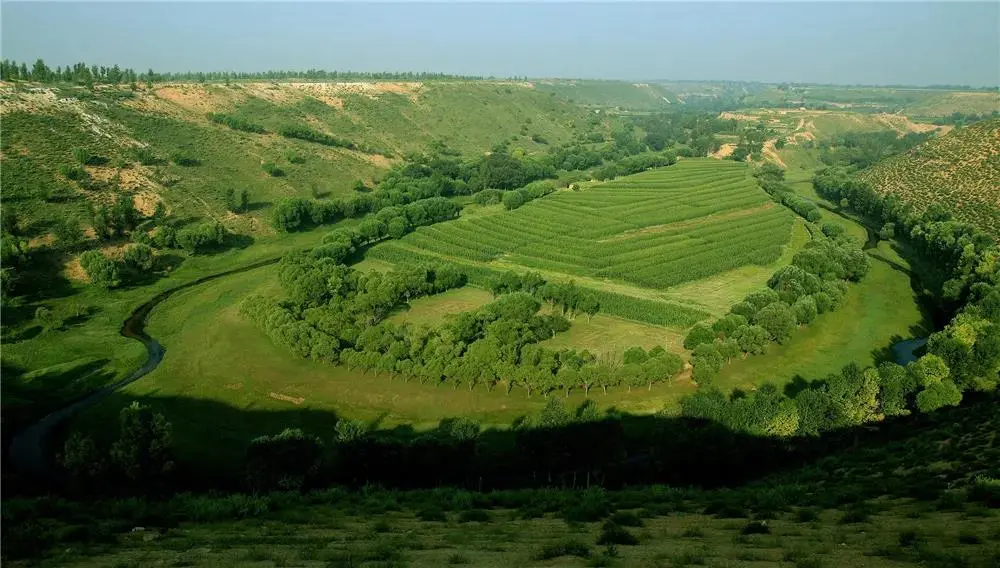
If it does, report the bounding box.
[860,119,1000,238]
[378,158,796,298]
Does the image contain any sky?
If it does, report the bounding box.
[2,2,998,86]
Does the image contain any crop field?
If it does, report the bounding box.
[860,119,1000,238]
[387,159,795,291]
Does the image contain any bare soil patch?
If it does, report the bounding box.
[269,392,305,405]
[711,143,736,159]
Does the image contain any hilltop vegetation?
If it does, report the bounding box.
[860,119,1000,238]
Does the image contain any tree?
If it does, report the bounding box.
[245,428,324,491]
[879,222,895,240]
[578,295,600,321]
[502,191,526,210]
[110,402,174,482]
[754,302,796,343]
[731,324,769,355]
[79,250,121,288]
[712,314,748,339]
[915,380,962,413]
[877,362,914,417]
[692,343,724,385]
[226,188,251,213]
[54,216,85,249]
[123,243,155,272]
[792,296,818,325]
[111,194,141,234]
[59,432,106,481]
[683,323,716,349]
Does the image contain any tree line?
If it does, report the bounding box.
[0,58,489,86]
[242,252,688,397]
[684,230,869,384]
[753,164,822,222]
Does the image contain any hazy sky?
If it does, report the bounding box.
[2,2,998,86]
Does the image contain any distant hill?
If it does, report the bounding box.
[860,119,1000,238]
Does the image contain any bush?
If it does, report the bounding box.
[261,162,285,177]
[473,189,503,205]
[170,152,200,167]
[967,476,1000,508]
[608,511,644,527]
[416,507,447,522]
[245,428,323,492]
[534,539,591,560]
[176,222,227,253]
[78,250,121,289]
[597,522,638,545]
[457,509,491,523]
[740,520,770,534]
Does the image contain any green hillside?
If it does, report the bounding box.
[534,80,678,110]
[0,81,600,233]
[859,119,1000,238]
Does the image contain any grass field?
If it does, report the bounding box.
[539,313,687,360]
[389,287,494,327]
[28,499,999,568]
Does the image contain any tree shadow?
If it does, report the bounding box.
[245,200,272,213]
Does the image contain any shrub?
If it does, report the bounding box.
[608,511,644,527]
[170,152,200,167]
[79,250,121,289]
[130,147,161,165]
[457,509,491,523]
[59,164,90,181]
[244,428,323,492]
[534,539,591,560]
[416,507,447,522]
[838,509,869,524]
[597,522,638,545]
[71,147,93,165]
[261,162,285,177]
[967,476,1000,508]
[741,520,770,534]
[176,222,227,253]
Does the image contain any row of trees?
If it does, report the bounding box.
[244,252,684,397]
[488,270,601,321]
[753,164,822,222]
[0,58,487,86]
[684,233,868,384]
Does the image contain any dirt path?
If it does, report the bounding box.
[762,139,787,168]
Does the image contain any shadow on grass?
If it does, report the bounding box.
[29,388,999,500]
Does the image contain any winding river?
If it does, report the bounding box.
[8,256,282,478]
